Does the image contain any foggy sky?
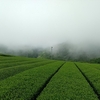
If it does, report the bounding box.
[0,0,100,48]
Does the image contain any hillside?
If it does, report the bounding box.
[0,55,100,99]
[1,42,100,62]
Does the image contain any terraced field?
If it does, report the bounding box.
[0,55,100,100]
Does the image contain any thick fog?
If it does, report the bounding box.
[0,0,100,48]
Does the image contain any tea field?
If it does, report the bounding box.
[0,55,100,100]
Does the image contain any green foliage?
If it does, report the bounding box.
[90,58,100,63]
[0,53,13,57]
[0,58,46,69]
[0,55,100,100]
[76,62,100,97]
[0,60,55,81]
[37,62,98,100]
[0,61,64,100]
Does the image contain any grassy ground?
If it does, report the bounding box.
[0,55,100,100]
